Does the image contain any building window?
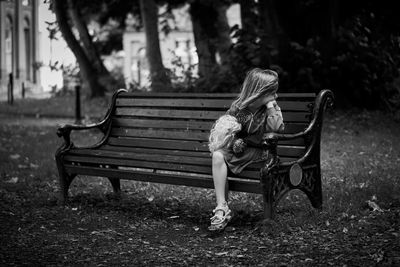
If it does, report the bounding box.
[24,17,32,81]
[5,15,13,75]
[22,0,31,6]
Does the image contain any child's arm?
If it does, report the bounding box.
[226,103,238,116]
[266,101,285,133]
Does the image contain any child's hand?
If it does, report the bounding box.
[264,93,277,107]
[266,101,275,109]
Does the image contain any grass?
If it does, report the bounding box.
[0,106,399,265]
[0,94,111,119]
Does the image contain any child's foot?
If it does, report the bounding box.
[208,204,233,231]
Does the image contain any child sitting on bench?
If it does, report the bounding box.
[208,68,285,231]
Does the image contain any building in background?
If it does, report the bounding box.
[0,0,41,99]
[123,5,196,89]
[37,0,75,94]
[123,4,240,89]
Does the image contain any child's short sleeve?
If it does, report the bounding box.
[226,104,239,116]
[266,103,285,133]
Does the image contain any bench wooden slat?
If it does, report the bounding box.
[65,155,213,176]
[64,155,261,179]
[102,145,211,158]
[67,150,211,166]
[116,99,313,112]
[111,128,208,141]
[100,145,297,163]
[115,108,311,122]
[68,144,303,167]
[68,148,296,166]
[112,118,213,131]
[278,145,305,157]
[107,136,305,157]
[112,118,307,134]
[115,108,222,120]
[108,137,208,151]
[111,128,304,146]
[64,165,263,193]
[119,92,316,99]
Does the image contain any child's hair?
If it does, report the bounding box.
[208,115,242,153]
[232,68,279,110]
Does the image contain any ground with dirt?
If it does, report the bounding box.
[0,110,399,266]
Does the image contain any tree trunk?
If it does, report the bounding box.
[258,0,287,68]
[67,0,117,91]
[239,0,256,33]
[214,3,232,67]
[322,0,338,61]
[139,0,171,92]
[53,0,106,97]
[189,1,217,78]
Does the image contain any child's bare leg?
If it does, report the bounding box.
[212,151,229,209]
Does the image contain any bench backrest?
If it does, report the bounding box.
[104,92,315,169]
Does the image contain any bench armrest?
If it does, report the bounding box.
[56,120,108,147]
[262,89,334,165]
[56,89,128,148]
[263,89,334,141]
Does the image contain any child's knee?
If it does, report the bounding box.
[212,151,225,166]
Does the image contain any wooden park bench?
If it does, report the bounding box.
[55,89,334,218]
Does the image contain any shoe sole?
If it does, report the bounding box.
[208,212,233,231]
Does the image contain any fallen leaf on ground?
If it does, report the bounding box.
[30,163,39,169]
[367,200,383,212]
[215,252,228,256]
[10,154,20,160]
[5,177,19,183]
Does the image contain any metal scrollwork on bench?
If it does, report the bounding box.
[300,167,317,193]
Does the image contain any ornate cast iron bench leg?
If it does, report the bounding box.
[107,165,121,198]
[300,166,323,210]
[55,154,76,204]
[260,156,281,219]
[55,145,77,204]
[108,178,121,196]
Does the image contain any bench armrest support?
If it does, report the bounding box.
[56,89,128,148]
[263,89,334,165]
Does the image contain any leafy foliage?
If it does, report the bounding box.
[225,1,400,110]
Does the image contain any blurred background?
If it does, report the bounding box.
[0,0,399,111]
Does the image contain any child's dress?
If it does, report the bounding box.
[222,103,285,174]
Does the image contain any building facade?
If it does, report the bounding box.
[122,4,240,89]
[0,0,40,99]
[123,5,197,89]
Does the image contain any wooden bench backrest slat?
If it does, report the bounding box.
[112,118,308,134]
[108,137,207,151]
[108,135,305,158]
[112,118,213,131]
[104,92,317,165]
[118,92,316,98]
[100,145,298,164]
[101,145,211,158]
[116,99,312,112]
[115,108,312,122]
[111,128,208,141]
